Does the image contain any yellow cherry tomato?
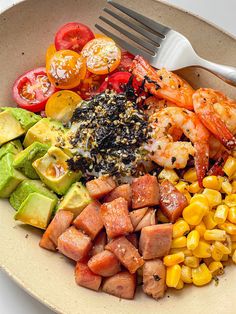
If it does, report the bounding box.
[45,90,82,123]
[95,33,109,39]
[46,50,86,89]
[46,44,56,64]
[81,37,121,75]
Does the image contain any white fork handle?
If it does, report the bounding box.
[197,57,236,87]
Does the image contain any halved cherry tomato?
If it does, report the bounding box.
[46,44,56,64]
[116,51,134,72]
[99,72,132,93]
[95,33,108,39]
[55,22,95,53]
[45,90,82,123]
[81,37,121,75]
[12,67,57,112]
[77,70,106,99]
[46,50,86,89]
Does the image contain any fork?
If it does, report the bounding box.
[96,0,236,87]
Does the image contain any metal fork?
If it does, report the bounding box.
[96,0,236,87]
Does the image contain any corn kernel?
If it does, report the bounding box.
[204,229,226,241]
[187,230,200,250]
[231,181,236,193]
[170,247,192,256]
[183,168,198,183]
[203,257,214,266]
[225,234,232,253]
[183,191,192,204]
[181,265,192,283]
[203,176,222,191]
[195,221,207,237]
[184,256,199,268]
[188,181,201,194]
[157,210,169,223]
[192,263,212,286]
[183,202,207,225]
[202,188,222,208]
[221,180,232,195]
[218,221,236,235]
[190,194,209,207]
[166,265,181,288]
[228,206,236,224]
[221,254,229,261]
[192,241,211,258]
[203,211,217,229]
[232,250,236,263]
[214,241,231,254]
[175,180,188,193]
[173,219,190,238]
[175,278,184,290]
[211,244,223,261]
[158,168,179,184]
[223,156,236,177]
[163,252,185,266]
[214,204,229,224]
[171,236,187,249]
[208,261,224,276]
[224,194,236,207]
[230,234,236,241]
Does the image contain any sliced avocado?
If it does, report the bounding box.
[2,107,41,131]
[33,146,81,195]
[0,154,25,198]
[10,179,58,211]
[14,192,55,229]
[0,111,25,146]
[0,140,23,159]
[58,182,92,216]
[13,142,49,179]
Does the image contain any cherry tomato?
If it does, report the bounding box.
[99,72,132,93]
[55,22,95,53]
[116,50,134,72]
[46,50,86,89]
[95,33,108,39]
[81,37,121,75]
[12,67,57,112]
[46,44,56,64]
[77,70,106,99]
[45,90,82,123]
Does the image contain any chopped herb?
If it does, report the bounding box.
[171,157,176,164]
[153,275,161,281]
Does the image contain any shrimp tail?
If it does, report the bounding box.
[207,151,229,176]
[194,142,209,187]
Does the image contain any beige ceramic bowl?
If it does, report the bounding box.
[0,0,236,313]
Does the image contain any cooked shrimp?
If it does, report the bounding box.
[143,96,175,116]
[131,55,194,110]
[147,107,210,185]
[193,88,236,150]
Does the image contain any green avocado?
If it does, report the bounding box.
[0,111,25,146]
[2,107,41,131]
[0,140,22,159]
[14,192,55,229]
[58,182,92,217]
[32,146,81,195]
[13,142,49,179]
[9,179,58,211]
[0,154,25,198]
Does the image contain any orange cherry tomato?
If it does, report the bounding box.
[94,33,108,39]
[81,37,121,75]
[46,44,56,64]
[46,50,86,89]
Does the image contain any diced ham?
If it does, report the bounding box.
[102,272,136,300]
[126,233,138,248]
[73,201,103,240]
[131,174,160,209]
[100,197,133,238]
[58,226,92,261]
[88,250,121,277]
[39,210,74,251]
[130,207,148,229]
[75,262,102,291]
[143,259,166,300]
[86,176,116,199]
[103,184,132,207]
[159,180,188,223]
[91,230,107,256]
[106,236,144,273]
[139,224,173,260]
[135,208,156,232]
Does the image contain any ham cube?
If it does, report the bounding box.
[58,226,92,261]
[160,180,188,223]
[106,236,144,273]
[39,210,74,251]
[131,174,160,209]
[135,208,156,232]
[88,250,121,277]
[143,259,166,300]
[139,224,173,259]
[75,262,102,291]
[103,184,132,207]
[91,230,107,257]
[130,207,148,229]
[126,233,138,248]
[102,272,136,300]
[73,201,103,240]
[100,197,133,238]
[86,176,116,199]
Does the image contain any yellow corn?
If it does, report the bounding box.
[202,188,222,208]
[203,211,217,229]
[192,263,212,286]
[175,181,188,193]
[221,180,232,195]
[231,181,236,193]
[184,256,199,268]
[224,194,236,207]
[221,254,229,261]
[208,261,224,276]
[181,265,192,283]
[214,204,229,224]
[157,210,169,223]
[204,229,226,241]
[192,241,211,258]
[158,169,179,184]
[183,168,198,183]
[166,265,181,288]
[214,241,231,255]
[195,221,207,238]
[182,202,207,225]
[202,176,222,191]
[187,230,200,250]
[230,234,236,241]
[232,250,236,263]
[183,191,192,204]
[175,278,184,290]
[170,247,193,256]
[190,194,209,207]
[163,252,185,267]
[171,236,187,249]
[211,244,224,261]
[172,219,190,238]
[228,206,236,224]
[223,156,236,177]
[225,234,232,253]
[188,181,201,194]
[218,221,236,235]
[203,257,214,266]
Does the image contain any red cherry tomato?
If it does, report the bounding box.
[116,51,134,72]
[55,22,95,53]
[77,70,106,99]
[12,67,57,112]
[99,72,132,93]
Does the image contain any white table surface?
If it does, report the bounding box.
[0,0,236,313]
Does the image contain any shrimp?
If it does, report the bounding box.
[147,107,210,185]
[193,88,236,150]
[143,96,175,116]
[131,55,194,110]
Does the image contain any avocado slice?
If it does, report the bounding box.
[14,192,55,229]
[58,182,92,216]
[13,142,49,179]
[2,107,41,131]
[33,146,81,195]
[0,140,22,159]
[10,179,58,211]
[0,111,25,146]
[0,153,25,198]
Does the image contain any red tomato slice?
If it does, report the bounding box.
[77,70,106,99]
[55,22,95,53]
[12,67,57,112]
[116,51,134,72]
[99,72,132,94]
